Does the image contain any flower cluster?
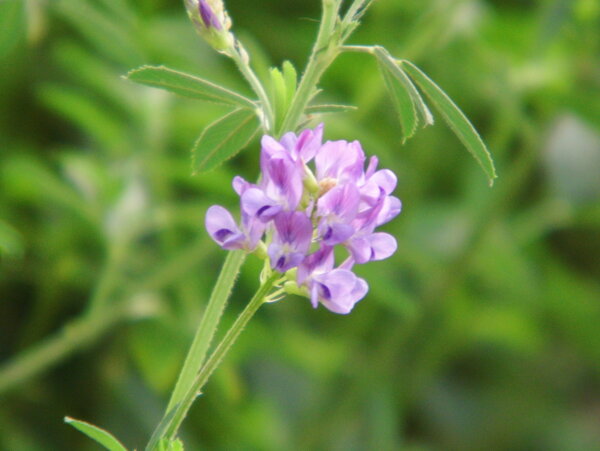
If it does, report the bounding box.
[205,125,401,314]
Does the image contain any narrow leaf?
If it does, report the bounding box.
[377,61,418,141]
[192,109,261,173]
[270,67,287,129]
[306,104,358,114]
[126,65,255,108]
[401,60,497,185]
[282,61,297,105]
[373,47,434,128]
[64,417,127,451]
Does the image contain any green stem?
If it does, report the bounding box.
[0,238,213,396]
[165,250,246,413]
[278,0,342,135]
[0,307,125,396]
[146,272,281,450]
[231,45,275,133]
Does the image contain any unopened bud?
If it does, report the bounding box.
[185,0,235,53]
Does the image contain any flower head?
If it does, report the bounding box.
[205,124,401,314]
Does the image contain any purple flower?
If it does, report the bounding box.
[316,184,360,245]
[315,140,365,185]
[280,123,324,163]
[205,124,401,315]
[268,212,313,272]
[297,246,368,314]
[205,205,264,251]
[311,269,368,314]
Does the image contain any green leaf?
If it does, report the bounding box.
[377,62,418,141]
[373,47,434,129]
[401,60,497,185]
[64,417,128,451]
[126,66,256,109]
[192,109,261,173]
[306,104,358,115]
[158,438,184,451]
[270,67,287,129]
[282,60,297,106]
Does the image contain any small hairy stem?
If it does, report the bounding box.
[341,44,376,54]
[165,250,246,413]
[230,46,275,133]
[279,0,342,135]
[146,272,282,450]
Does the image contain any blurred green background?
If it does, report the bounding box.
[1,0,600,449]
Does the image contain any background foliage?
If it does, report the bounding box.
[1,0,599,449]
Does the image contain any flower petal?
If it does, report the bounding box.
[368,232,397,261]
[370,169,397,194]
[312,269,368,314]
[241,188,281,222]
[205,205,245,249]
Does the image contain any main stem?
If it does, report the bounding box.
[165,250,246,413]
[278,0,342,135]
[146,272,280,450]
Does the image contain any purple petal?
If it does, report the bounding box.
[232,176,252,195]
[365,156,379,178]
[317,184,360,221]
[262,153,304,210]
[346,236,372,264]
[205,205,245,250]
[242,214,267,250]
[312,269,368,314]
[268,212,313,272]
[376,196,402,226]
[319,222,355,245]
[315,140,365,183]
[297,246,334,285]
[199,0,222,29]
[260,135,287,170]
[370,169,397,194]
[241,188,281,222]
[296,123,323,162]
[367,232,397,261]
[273,211,312,253]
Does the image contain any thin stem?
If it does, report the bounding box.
[341,45,376,54]
[230,45,275,133]
[0,307,125,395]
[278,0,342,135]
[146,272,281,450]
[165,250,246,413]
[0,238,212,395]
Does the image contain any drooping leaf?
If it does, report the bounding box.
[64,417,128,451]
[377,61,418,141]
[192,109,261,173]
[401,60,497,185]
[373,47,434,128]
[306,104,358,115]
[126,65,256,109]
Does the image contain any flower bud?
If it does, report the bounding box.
[185,0,235,53]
